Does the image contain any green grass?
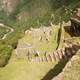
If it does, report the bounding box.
[0,59,57,80]
[0,26,10,39]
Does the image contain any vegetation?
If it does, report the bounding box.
[0,0,80,80]
[0,41,12,67]
[0,0,80,67]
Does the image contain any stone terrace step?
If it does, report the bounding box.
[30,43,80,62]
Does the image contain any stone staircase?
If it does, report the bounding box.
[30,43,80,62]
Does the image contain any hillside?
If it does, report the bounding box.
[0,25,80,80]
[0,0,80,80]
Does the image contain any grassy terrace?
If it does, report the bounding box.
[0,59,57,80]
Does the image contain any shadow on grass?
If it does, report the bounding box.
[41,59,69,80]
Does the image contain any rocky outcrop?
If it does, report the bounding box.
[70,8,80,36]
[1,0,19,15]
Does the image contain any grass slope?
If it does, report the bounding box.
[0,59,57,80]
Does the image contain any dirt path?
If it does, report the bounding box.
[0,23,14,39]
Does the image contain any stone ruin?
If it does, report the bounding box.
[15,8,80,62]
[15,25,55,60]
[25,26,53,42]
